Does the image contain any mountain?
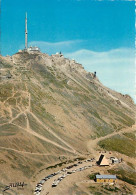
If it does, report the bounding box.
[0,51,135,194]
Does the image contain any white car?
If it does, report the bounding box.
[40,180,45,184]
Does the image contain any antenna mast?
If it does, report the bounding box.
[0,0,1,55]
[25,12,28,50]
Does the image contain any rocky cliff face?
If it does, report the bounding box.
[0,51,135,193]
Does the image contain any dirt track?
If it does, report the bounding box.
[87,124,136,157]
[0,82,78,155]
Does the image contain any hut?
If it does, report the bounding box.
[95,175,117,183]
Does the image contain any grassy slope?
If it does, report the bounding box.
[98,133,136,158]
[0,53,135,193]
[108,164,136,186]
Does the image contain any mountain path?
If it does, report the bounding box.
[0,87,78,156]
[87,124,136,156]
[25,82,78,154]
[29,111,78,154]
[1,79,135,158]
[0,146,58,156]
[11,122,76,155]
[0,123,135,159]
[0,89,77,155]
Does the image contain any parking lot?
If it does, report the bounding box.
[34,158,96,195]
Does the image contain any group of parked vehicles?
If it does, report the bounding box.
[34,158,95,195]
[52,164,93,187]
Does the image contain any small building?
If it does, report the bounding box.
[97,154,109,166]
[55,52,63,57]
[27,46,40,52]
[96,175,117,183]
[112,158,119,164]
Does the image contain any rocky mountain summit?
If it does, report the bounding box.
[0,51,135,194]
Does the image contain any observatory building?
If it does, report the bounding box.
[23,13,40,52]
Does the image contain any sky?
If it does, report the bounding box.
[1,0,135,101]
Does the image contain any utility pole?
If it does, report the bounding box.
[25,12,28,50]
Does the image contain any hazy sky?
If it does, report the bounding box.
[2,0,135,101]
